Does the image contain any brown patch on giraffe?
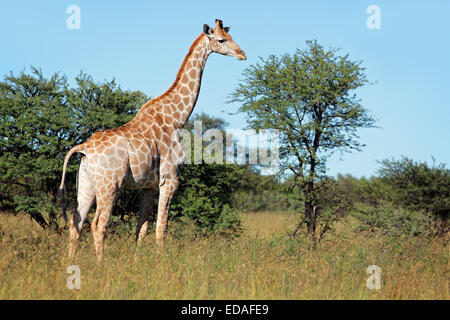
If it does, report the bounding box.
[152,125,162,140]
[104,147,114,157]
[154,113,163,124]
[95,199,103,209]
[158,143,167,155]
[189,69,197,78]
[142,117,152,126]
[138,162,146,172]
[143,127,152,137]
[99,186,106,194]
[163,104,171,114]
[173,94,181,104]
[99,214,108,224]
[91,139,99,149]
[164,115,173,125]
[161,124,171,134]
[161,133,170,146]
[188,81,195,91]
[159,97,170,107]
[139,144,148,152]
[181,74,189,84]
[180,86,189,96]
[137,151,145,162]
[173,111,181,120]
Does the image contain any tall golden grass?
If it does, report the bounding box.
[0,211,448,299]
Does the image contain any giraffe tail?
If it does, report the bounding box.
[58,144,86,224]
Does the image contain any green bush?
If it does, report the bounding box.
[166,113,248,237]
[171,155,244,237]
[233,169,285,212]
[352,202,431,238]
[378,157,449,237]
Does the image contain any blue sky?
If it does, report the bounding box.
[1,0,449,178]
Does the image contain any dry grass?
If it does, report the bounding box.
[0,211,448,299]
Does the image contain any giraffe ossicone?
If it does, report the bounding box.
[58,19,246,262]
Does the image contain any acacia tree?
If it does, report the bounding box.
[229,40,376,243]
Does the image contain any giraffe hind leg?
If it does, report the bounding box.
[136,189,155,246]
[91,186,118,263]
[69,157,95,259]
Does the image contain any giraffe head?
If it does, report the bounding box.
[203,19,247,60]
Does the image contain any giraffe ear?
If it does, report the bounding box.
[223,26,230,33]
[203,24,213,36]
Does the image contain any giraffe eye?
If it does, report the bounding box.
[218,39,226,43]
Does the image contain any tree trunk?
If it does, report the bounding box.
[304,177,318,246]
[306,204,317,247]
[292,179,318,246]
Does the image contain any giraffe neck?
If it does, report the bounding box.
[170,33,211,127]
[134,33,211,131]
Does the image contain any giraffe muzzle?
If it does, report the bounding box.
[236,49,247,60]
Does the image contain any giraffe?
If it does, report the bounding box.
[58,19,246,262]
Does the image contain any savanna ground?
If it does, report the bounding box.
[0,211,448,299]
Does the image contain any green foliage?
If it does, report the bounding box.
[331,158,449,239]
[315,178,352,227]
[0,67,74,228]
[378,157,449,236]
[233,169,285,212]
[355,176,394,206]
[171,163,244,237]
[67,72,147,145]
[351,202,431,238]
[229,40,376,176]
[170,113,245,237]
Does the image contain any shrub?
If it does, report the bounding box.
[170,163,244,238]
[378,157,449,237]
[352,202,431,238]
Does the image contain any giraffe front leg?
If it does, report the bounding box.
[155,176,179,245]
